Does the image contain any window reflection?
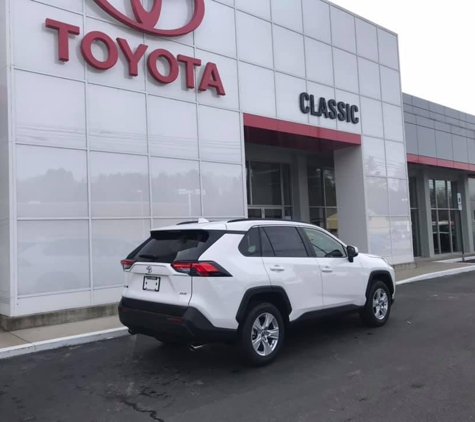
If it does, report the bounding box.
[246,161,293,219]
[430,179,461,254]
[308,167,338,236]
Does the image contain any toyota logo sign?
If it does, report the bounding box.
[94,0,205,37]
[45,0,225,96]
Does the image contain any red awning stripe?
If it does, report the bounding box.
[243,113,361,145]
[407,154,475,171]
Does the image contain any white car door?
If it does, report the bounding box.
[301,227,365,307]
[260,226,324,319]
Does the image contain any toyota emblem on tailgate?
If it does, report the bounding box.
[146,266,153,274]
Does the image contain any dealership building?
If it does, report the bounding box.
[1,0,475,323]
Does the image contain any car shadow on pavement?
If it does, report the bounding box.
[131,312,375,371]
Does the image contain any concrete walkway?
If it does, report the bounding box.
[1,259,475,359]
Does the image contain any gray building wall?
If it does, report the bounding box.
[404,94,475,257]
[403,93,475,164]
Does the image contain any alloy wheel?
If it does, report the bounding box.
[251,312,280,357]
[372,288,389,320]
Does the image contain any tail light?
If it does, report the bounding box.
[121,259,136,270]
[171,261,231,277]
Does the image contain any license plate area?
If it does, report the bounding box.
[143,276,160,292]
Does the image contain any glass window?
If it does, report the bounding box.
[432,210,440,254]
[260,229,275,257]
[265,209,283,219]
[247,161,293,218]
[430,179,462,255]
[324,169,337,207]
[246,165,251,205]
[284,207,293,220]
[307,167,323,206]
[250,162,282,206]
[438,209,451,254]
[436,180,448,209]
[302,228,346,258]
[326,208,338,236]
[239,228,261,257]
[308,167,338,236]
[128,230,222,263]
[429,179,436,208]
[263,227,308,258]
[248,208,262,219]
[449,181,458,209]
[310,208,325,227]
[282,164,292,205]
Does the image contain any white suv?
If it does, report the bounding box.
[119,219,395,365]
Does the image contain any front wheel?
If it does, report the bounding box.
[360,281,392,327]
[240,302,285,366]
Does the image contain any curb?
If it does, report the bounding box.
[396,265,475,286]
[0,327,128,360]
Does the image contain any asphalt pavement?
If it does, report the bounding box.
[2,272,475,422]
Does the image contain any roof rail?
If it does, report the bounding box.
[227,218,316,225]
[177,218,210,225]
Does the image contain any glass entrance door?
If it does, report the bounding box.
[429,179,462,254]
[246,161,293,219]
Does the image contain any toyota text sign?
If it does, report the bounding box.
[45,0,225,96]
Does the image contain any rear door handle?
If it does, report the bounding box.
[321,266,333,273]
[270,266,285,272]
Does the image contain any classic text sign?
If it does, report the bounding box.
[299,92,359,124]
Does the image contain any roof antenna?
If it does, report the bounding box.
[198,218,209,223]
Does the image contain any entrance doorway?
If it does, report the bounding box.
[246,161,292,220]
[429,179,462,254]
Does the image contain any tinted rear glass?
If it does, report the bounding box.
[128,230,224,263]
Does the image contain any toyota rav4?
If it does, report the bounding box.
[119,219,395,365]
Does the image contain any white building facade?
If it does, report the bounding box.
[0,0,413,320]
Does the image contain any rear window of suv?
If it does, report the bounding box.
[127,230,224,263]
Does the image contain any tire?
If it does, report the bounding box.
[359,281,392,327]
[239,302,285,366]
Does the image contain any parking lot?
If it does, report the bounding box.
[2,272,475,422]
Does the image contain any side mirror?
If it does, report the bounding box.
[347,245,359,263]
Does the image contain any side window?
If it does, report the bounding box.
[263,227,308,258]
[238,228,261,257]
[302,228,346,258]
[260,229,275,257]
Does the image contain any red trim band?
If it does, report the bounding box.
[407,154,475,171]
[243,113,361,145]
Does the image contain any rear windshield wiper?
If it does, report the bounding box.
[138,254,159,260]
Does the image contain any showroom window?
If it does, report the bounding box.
[409,177,421,257]
[429,179,462,254]
[246,161,292,219]
[307,167,338,236]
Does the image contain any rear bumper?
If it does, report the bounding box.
[118,298,236,344]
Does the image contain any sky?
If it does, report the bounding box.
[329,0,475,115]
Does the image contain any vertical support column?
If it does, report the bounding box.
[418,169,433,257]
[459,174,474,254]
[334,146,369,253]
[291,153,309,222]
